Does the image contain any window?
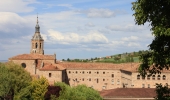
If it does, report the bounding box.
[103,72,105,74]
[142,84,145,88]
[82,71,84,74]
[89,78,91,81]
[163,75,166,80]
[157,75,161,80]
[69,71,71,74]
[148,84,150,88]
[152,75,155,80]
[97,72,99,74]
[117,79,120,85]
[76,71,77,74]
[96,79,99,83]
[40,43,41,48]
[147,75,150,80]
[49,73,52,77]
[103,79,105,81]
[35,43,38,48]
[111,79,114,85]
[137,75,140,80]
[82,78,84,81]
[112,74,114,78]
[89,71,91,74]
[21,63,26,68]
[142,76,145,80]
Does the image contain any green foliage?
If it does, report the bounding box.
[0,64,13,99]
[155,83,170,100]
[31,77,49,100]
[0,62,32,100]
[132,0,170,76]
[54,82,103,100]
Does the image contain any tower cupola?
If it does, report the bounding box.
[30,15,44,55]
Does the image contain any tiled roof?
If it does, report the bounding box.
[39,61,65,71]
[39,63,65,71]
[100,88,156,98]
[9,54,55,60]
[59,62,140,70]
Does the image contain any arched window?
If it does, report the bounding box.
[35,43,38,48]
[163,75,166,80]
[21,63,26,68]
[89,71,91,74]
[157,75,161,80]
[137,75,140,80]
[40,43,41,49]
[147,75,150,80]
[152,75,155,80]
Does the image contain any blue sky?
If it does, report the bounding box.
[0,0,153,60]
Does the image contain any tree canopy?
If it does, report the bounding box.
[54,82,103,100]
[132,0,170,76]
[0,62,32,99]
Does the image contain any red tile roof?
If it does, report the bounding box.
[9,54,55,60]
[59,62,140,70]
[39,63,65,71]
[100,88,156,98]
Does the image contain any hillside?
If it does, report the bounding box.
[62,50,150,64]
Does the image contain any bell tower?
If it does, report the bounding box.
[30,16,44,55]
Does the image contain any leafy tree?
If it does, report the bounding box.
[0,62,32,99]
[31,77,49,100]
[0,64,13,100]
[155,83,170,100]
[132,0,170,76]
[54,82,102,100]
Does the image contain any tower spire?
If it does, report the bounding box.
[37,13,38,24]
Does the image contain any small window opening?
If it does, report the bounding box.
[49,73,52,77]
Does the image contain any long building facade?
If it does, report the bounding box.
[9,18,170,91]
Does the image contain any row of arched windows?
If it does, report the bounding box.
[137,75,166,80]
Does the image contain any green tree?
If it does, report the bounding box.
[0,62,32,99]
[0,64,13,99]
[155,83,170,100]
[54,82,102,100]
[132,0,170,76]
[31,77,49,100]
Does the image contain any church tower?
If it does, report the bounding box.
[30,16,44,55]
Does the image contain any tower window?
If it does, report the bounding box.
[35,43,38,48]
[40,43,41,49]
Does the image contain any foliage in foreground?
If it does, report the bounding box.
[54,82,103,100]
[132,0,170,76]
[0,62,32,100]
[155,83,170,100]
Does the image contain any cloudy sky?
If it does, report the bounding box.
[0,0,153,60]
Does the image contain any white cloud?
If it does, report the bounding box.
[127,42,140,47]
[85,22,95,27]
[77,8,115,18]
[46,29,108,44]
[0,0,36,13]
[121,36,139,41]
[106,24,146,32]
